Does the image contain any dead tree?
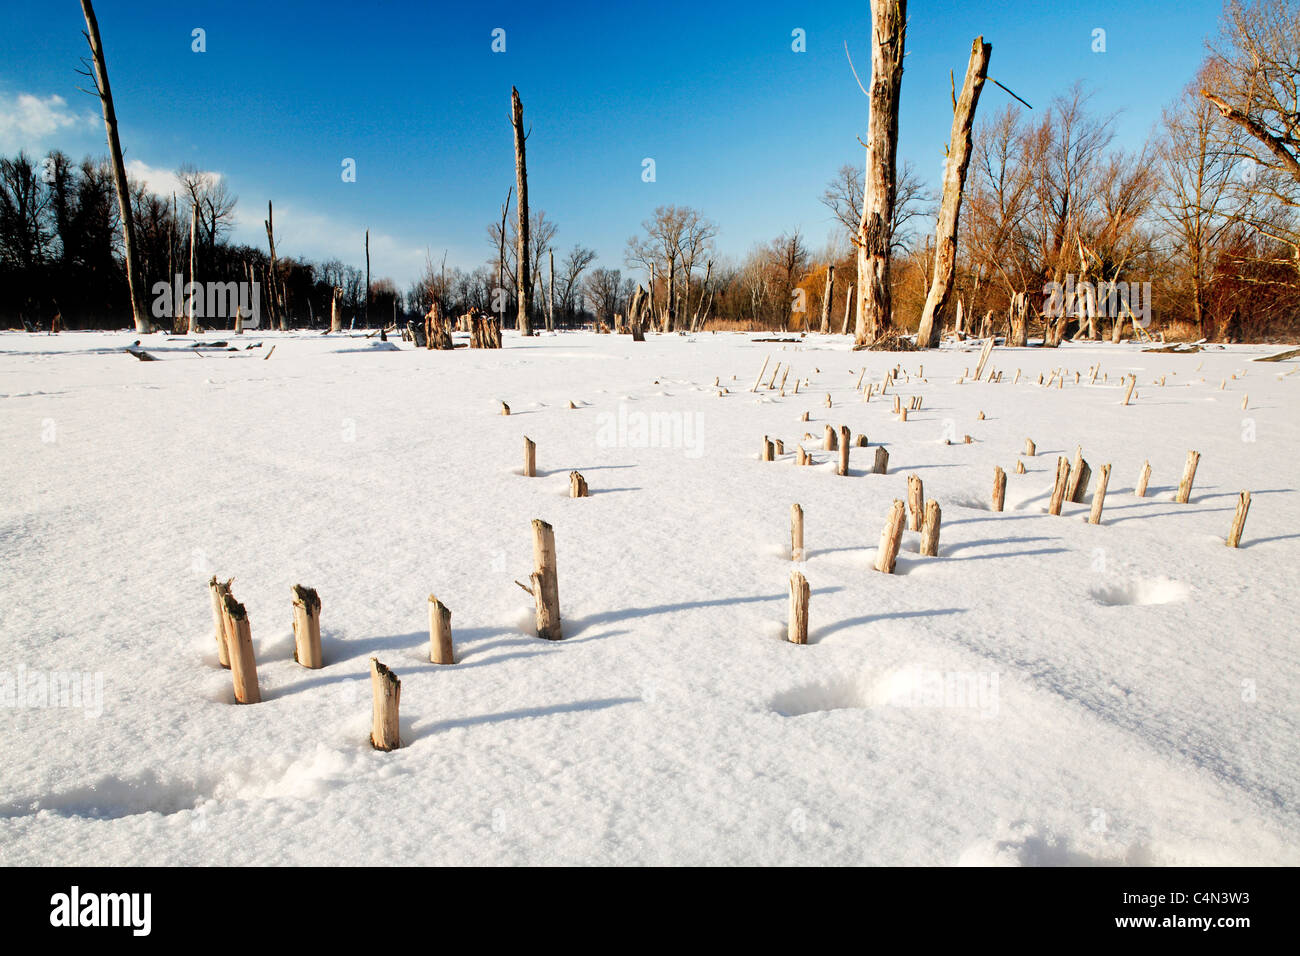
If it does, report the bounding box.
[917,37,992,348]
[80,0,149,333]
[364,229,371,328]
[820,265,835,333]
[511,87,532,335]
[854,0,907,347]
[265,201,283,331]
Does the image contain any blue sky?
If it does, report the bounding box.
[1,0,1223,288]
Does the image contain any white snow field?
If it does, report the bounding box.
[0,329,1297,866]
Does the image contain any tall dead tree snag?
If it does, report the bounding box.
[917,37,992,348]
[820,265,835,334]
[80,0,149,333]
[511,87,533,336]
[854,0,907,348]
[265,201,284,331]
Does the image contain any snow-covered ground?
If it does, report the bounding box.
[1,329,1296,865]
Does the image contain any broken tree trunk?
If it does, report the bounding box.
[907,474,924,531]
[523,436,536,477]
[873,446,890,474]
[569,471,588,498]
[1136,460,1152,497]
[1089,464,1111,525]
[81,0,149,333]
[512,86,532,336]
[291,584,323,669]
[369,658,401,750]
[1048,456,1070,515]
[916,36,992,348]
[841,284,854,335]
[791,503,804,561]
[992,465,1006,512]
[208,576,232,668]
[1009,291,1027,346]
[854,0,907,347]
[428,595,454,665]
[820,265,835,334]
[531,519,562,640]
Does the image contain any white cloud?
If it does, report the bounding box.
[125,160,224,200]
[0,92,96,153]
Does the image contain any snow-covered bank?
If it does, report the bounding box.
[1,330,1296,865]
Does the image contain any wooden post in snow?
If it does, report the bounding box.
[428,596,454,665]
[973,337,994,380]
[992,466,1006,512]
[919,500,941,556]
[854,0,907,346]
[208,576,232,668]
[907,474,924,531]
[1226,491,1251,547]
[1136,460,1152,497]
[291,584,323,669]
[916,36,992,348]
[1088,464,1111,524]
[838,426,851,475]
[874,500,906,573]
[569,471,589,498]
[751,355,770,392]
[369,658,401,751]
[222,593,260,704]
[791,504,804,561]
[1175,451,1200,503]
[1025,438,1036,457]
[531,519,562,640]
[824,424,836,451]
[788,571,810,644]
[1123,375,1137,405]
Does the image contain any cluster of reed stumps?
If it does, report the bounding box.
[749,345,1257,646]
[401,303,502,350]
[206,518,563,751]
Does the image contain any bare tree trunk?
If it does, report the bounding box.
[820,265,835,334]
[511,87,532,335]
[841,283,853,334]
[187,202,199,334]
[664,254,676,332]
[854,0,906,347]
[547,248,555,331]
[265,200,281,331]
[80,0,149,333]
[497,186,511,326]
[364,228,371,328]
[917,37,991,348]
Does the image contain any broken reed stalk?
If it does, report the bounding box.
[907,474,924,531]
[873,447,889,475]
[369,658,401,751]
[222,593,260,704]
[1135,460,1152,497]
[919,500,942,557]
[791,503,804,561]
[428,595,454,664]
[531,518,562,640]
[1123,375,1136,405]
[523,436,536,477]
[837,426,850,476]
[751,355,770,392]
[874,500,906,574]
[208,576,232,668]
[1175,450,1201,503]
[992,466,1007,512]
[569,471,589,497]
[1088,464,1111,525]
[1048,456,1070,515]
[291,584,323,669]
[788,571,810,645]
[1226,491,1251,548]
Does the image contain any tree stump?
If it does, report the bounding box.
[1089,464,1112,524]
[222,593,260,704]
[837,426,850,475]
[291,584,323,669]
[1226,491,1251,548]
[428,595,454,665]
[1048,456,1070,515]
[920,500,942,556]
[907,474,924,531]
[531,519,562,640]
[992,466,1007,512]
[1025,438,1035,457]
[788,571,810,645]
[208,576,232,668]
[1175,450,1200,503]
[823,425,836,451]
[369,658,401,751]
[523,436,536,477]
[873,447,889,475]
[791,503,804,561]
[1136,460,1152,497]
[874,500,906,574]
[569,471,589,498]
